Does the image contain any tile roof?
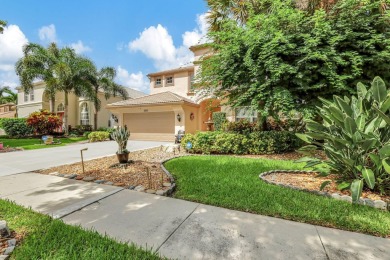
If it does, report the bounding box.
[108,91,198,107]
[125,88,147,99]
[147,66,194,77]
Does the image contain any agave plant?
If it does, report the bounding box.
[111,126,130,154]
[297,77,390,202]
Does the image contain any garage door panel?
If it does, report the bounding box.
[123,112,175,141]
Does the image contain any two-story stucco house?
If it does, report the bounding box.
[107,44,257,141]
[17,81,146,129]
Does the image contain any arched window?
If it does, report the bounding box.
[57,103,64,112]
[80,103,90,125]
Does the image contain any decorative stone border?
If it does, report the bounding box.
[0,220,16,259]
[259,170,390,211]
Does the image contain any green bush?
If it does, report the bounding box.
[212,112,227,131]
[1,118,33,137]
[88,131,110,142]
[181,131,301,155]
[298,77,390,200]
[224,119,258,135]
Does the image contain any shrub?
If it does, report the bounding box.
[72,125,92,135]
[224,119,258,135]
[297,77,390,200]
[181,131,301,155]
[27,110,62,135]
[1,118,33,137]
[83,131,91,137]
[212,112,227,131]
[88,131,110,142]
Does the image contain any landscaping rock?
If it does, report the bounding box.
[331,193,341,200]
[364,198,375,207]
[163,182,171,187]
[156,190,165,196]
[104,181,114,185]
[0,221,10,238]
[114,182,125,187]
[162,144,180,153]
[340,195,352,203]
[357,199,365,205]
[57,174,65,177]
[146,189,156,194]
[134,185,145,192]
[75,176,84,180]
[7,239,16,247]
[0,255,9,260]
[63,174,77,179]
[83,176,96,182]
[94,180,105,184]
[127,186,135,190]
[374,200,387,210]
[3,246,15,255]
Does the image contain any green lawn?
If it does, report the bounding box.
[0,199,162,260]
[164,156,390,237]
[0,137,87,150]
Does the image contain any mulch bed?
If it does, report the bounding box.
[38,147,187,191]
[262,172,390,201]
[0,147,23,153]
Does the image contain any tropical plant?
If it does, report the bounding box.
[16,43,97,135]
[111,126,130,154]
[87,66,128,130]
[199,0,390,119]
[26,110,62,135]
[0,86,17,104]
[0,20,6,34]
[212,112,227,131]
[1,118,33,137]
[297,77,390,201]
[88,131,110,142]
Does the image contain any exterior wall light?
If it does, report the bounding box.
[177,113,182,122]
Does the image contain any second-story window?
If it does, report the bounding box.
[155,77,162,87]
[24,92,29,102]
[30,90,35,101]
[166,75,174,86]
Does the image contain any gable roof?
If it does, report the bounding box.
[125,88,147,99]
[108,91,198,107]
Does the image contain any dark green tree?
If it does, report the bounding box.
[0,20,6,34]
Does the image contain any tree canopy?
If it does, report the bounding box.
[199,0,390,117]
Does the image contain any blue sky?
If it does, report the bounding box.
[0,0,208,93]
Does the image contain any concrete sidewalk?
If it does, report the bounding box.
[1,172,389,260]
[0,140,169,176]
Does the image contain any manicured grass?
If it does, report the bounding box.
[0,137,87,150]
[164,156,390,237]
[0,199,162,259]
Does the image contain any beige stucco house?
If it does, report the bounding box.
[17,81,146,130]
[107,45,257,142]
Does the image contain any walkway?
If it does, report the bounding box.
[1,172,389,260]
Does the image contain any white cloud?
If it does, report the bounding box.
[128,13,209,71]
[38,24,57,43]
[70,40,92,54]
[0,24,29,89]
[115,66,149,93]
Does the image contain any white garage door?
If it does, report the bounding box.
[123,112,175,141]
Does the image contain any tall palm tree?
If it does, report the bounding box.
[15,43,60,113]
[87,66,128,130]
[0,20,6,34]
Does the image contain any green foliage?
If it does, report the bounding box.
[27,110,62,135]
[182,131,301,155]
[1,118,33,137]
[72,125,92,135]
[212,112,227,131]
[298,77,390,200]
[88,131,110,142]
[111,126,130,154]
[199,0,390,115]
[224,119,257,134]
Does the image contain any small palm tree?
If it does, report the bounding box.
[0,20,6,34]
[0,86,17,104]
[87,66,128,130]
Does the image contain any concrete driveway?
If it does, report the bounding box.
[0,140,169,176]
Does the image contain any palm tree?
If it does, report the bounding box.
[0,20,6,34]
[0,86,17,104]
[15,43,60,113]
[87,66,128,130]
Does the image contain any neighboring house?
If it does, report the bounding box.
[107,44,256,141]
[17,81,146,129]
[0,103,16,118]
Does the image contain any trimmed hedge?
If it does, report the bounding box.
[181,131,302,155]
[0,118,33,137]
[88,131,110,142]
[212,112,227,131]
